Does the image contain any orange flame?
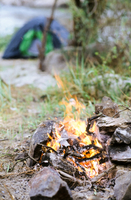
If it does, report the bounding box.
[46,75,105,178]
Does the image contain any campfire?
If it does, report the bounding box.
[39,97,107,179]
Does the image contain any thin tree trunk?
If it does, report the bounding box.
[38,0,58,71]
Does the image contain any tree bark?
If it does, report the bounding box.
[38,0,58,71]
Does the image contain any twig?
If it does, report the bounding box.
[112,107,131,118]
[28,153,39,163]
[57,169,90,186]
[4,184,15,200]
[9,153,38,172]
[10,156,29,172]
[0,169,36,179]
[91,165,116,183]
[0,138,8,142]
[37,143,58,154]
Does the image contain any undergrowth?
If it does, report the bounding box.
[47,57,131,106]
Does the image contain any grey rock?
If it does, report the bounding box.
[111,127,131,145]
[97,116,128,133]
[29,167,73,200]
[114,170,131,200]
[109,145,131,163]
[28,120,55,166]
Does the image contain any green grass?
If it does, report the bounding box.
[46,58,131,106]
[0,79,12,108]
[0,34,13,51]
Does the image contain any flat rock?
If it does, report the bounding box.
[28,120,55,166]
[95,96,119,117]
[29,167,73,200]
[111,127,131,144]
[114,170,131,200]
[109,145,131,163]
[97,116,128,133]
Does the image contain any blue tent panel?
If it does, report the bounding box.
[3,16,69,59]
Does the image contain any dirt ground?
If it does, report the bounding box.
[0,54,56,199]
[0,137,35,200]
[0,95,41,200]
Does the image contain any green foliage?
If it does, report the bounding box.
[96,43,131,77]
[69,0,107,47]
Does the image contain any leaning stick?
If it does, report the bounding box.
[39,0,58,70]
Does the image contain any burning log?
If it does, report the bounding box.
[27,120,56,167]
